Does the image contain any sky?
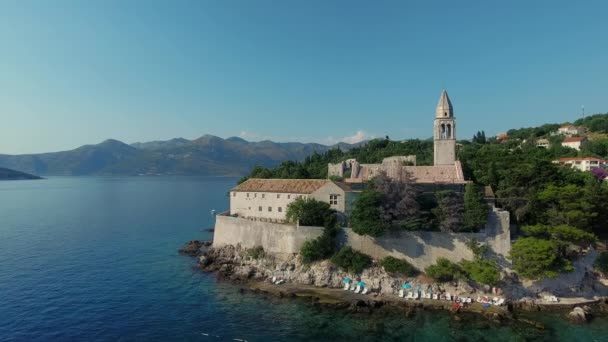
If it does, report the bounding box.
[0,0,607,154]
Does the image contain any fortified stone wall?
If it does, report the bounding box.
[213,207,511,270]
[213,215,324,255]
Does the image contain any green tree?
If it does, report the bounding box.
[380,256,418,277]
[331,246,371,274]
[509,237,573,279]
[463,183,490,232]
[460,259,500,286]
[350,187,388,237]
[286,197,335,227]
[425,258,463,282]
[432,191,464,232]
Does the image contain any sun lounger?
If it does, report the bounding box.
[407,291,415,299]
[432,294,439,300]
[343,283,350,290]
[399,289,404,298]
[466,297,472,303]
[496,298,505,305]
[355,285,361,294]
[445,293,452,301]
[424,292,431,299]
[362,288,368,295]
[414,292,420,300]
[272,276,277,283]
[350,284,356,291]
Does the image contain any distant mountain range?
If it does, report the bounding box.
[0,167,42,180]
[0,135,361,176]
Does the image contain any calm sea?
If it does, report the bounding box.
[1,176,607,341]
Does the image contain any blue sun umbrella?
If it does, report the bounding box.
[358,281,365,287]
[402,283,412,289]
[342,277,352,283]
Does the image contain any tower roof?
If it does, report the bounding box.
[435,89,454,118]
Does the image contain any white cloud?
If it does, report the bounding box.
[239,131,262,141]
[324,130,374,145]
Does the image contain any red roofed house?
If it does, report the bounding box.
[561,136,587,151]
[553,157,606,172]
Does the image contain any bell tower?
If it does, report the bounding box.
[433,89,456,165]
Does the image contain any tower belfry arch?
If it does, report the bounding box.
[433,90,456,165]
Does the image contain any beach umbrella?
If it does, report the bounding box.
[358,281,365,287]
[342,277,352,283]
[402,283,412,289]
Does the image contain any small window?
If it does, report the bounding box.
[278,207,282,212]
[277,194,280,199]
[444,112,447,117]
[329,194,338,205]
[232,192,236,197]
[287,195,291,199]
[262,194,265,199]
[254,193,257,198]
[268,206,272,212]
[258,206,262,211]
[247,193,250,198]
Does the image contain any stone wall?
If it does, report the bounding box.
[213,207,511,270]
[213,214,324,255]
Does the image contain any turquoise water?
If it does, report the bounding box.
[1,176,607,341]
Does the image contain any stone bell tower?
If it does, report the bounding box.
[433,89,456,165]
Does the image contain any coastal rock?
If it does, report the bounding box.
[178,240,205,256]
[568,306,590,324]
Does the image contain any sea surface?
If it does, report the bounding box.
[1,176,607,341]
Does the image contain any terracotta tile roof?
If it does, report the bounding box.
[563,137,587,143]
[233,178,344,194]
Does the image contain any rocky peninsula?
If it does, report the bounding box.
[180,240,608,325]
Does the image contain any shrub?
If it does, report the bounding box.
[247,246,265,260]
[463,183,490,232]
[300,234,334,264]
[331,246,371,274]
[350,188,387,237]
[460,259,500,286]
[509,237,573,279]
[425,258,462,282]
[286,197,335,227]
[594,252,608,275]
[380,256,418,277]
[466,238,489,259]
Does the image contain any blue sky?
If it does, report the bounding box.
[1,1,606,154]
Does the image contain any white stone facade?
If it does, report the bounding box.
[229,179,351,222]
[554,157,607,172]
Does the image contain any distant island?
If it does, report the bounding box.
[0,167,42,180]
[0,135,362,177]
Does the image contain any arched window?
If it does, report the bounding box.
[447,124,452,138]
[444,112,447,117]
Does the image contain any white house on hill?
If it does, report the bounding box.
[561,136,587,151]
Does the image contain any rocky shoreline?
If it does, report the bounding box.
[180,240,608,324]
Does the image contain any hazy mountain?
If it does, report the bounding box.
[0,136,360,176]
[0,167,42,180]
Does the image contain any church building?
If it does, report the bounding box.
[330,90,466,188]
